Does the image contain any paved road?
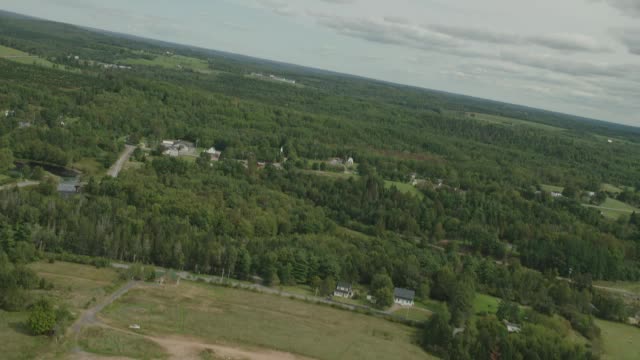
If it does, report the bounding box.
[0,180,40,191]
[107,145,135,177]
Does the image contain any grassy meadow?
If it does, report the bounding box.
[0,44,59,68]
[101,281,435,360]
[0,261,122,360]
[596,319,640,360]
[79,326,168,359]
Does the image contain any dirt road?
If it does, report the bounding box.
[0,180,40,191]
[107,145,135,177]
[69,280,137,338]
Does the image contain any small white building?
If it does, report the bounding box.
[346,157,354,166]
[334,281,354,298]
[505,321,522,333]
[393,287,415,307]
[551,191,563,198]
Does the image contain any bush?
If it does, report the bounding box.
[27,299,56,336]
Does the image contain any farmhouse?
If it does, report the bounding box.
[162,140,194,157]
[333,281,354,298]
[393,287,415,306]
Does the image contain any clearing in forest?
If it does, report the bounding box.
[596,319,640,360]
[100,281,434,360]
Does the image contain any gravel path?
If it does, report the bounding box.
[107,145,135,178]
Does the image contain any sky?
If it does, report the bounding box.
[3,0,640,126]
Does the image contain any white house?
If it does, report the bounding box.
[505,321,522,333]
[205,147,216,155]
[333,281,354,298]
[162,140,176,148]
[346,157,354,166]
[393,287,415,306]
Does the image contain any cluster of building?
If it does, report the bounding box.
[3,109,15,118]
[100,63,132,70]
[250,72,297,85]
[328,157,355,167]
[333,282,416,307]
[161,140,195,157]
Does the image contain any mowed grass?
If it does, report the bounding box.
[101,282,435,360]
[596,319,640,360]
[384,180,423,198]
[0,44,58,68]
[391,307,432,322]
[601,183,624,194]
[28,261,122,312]
[122,54,213,74]
[583,197,639,219]
[540,183,564,193]
[473,293,500,315]
[465,112,564,132]
[79,326,168,359]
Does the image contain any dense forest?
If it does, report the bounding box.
[1,11,640,359]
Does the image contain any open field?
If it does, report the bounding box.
[390,307,432,322]
[473,293,500,315]
[596,319,640,360]
[462,112,565,132]
[71,158,105,176]
[28,261,122,313]
[583,197,639,219]
[601,183,625,194]
[0,44,59,68]
[79,326,168,359]
[594,281,640,295]
[0,311,53,360]
[384,180,423,198]
[0,261,122,360]
[121,55,214,74]
[540,183,564,193]
[101,281,435,360]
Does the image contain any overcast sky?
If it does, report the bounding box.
[3,0,640,126]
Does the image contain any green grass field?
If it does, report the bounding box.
[601,183,624,194]
[71,158,104,176]
[384,180,423,198]
[464,112,565,132]
[0,261,122,359]
[540,183,565,193]
[473,293,500,315]
[0,44,59,68]
[122,54,213,74]
[28,261,122,313]
[101,281,435,360]
[583,197,639,219]
[391,307,432,322]
[0,311,53,360]
[596,319,640,360]
[79,326,168,359]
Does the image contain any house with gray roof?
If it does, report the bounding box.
[334,281,354,298]
[394,287,415,306]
